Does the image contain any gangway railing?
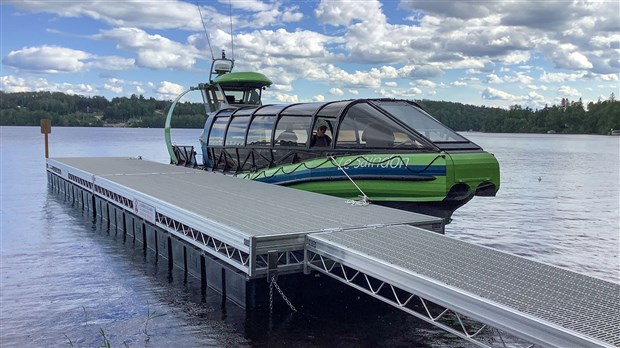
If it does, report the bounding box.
[305,225,620,348]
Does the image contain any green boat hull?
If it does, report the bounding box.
[243,152,499,219]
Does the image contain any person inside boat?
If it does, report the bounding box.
[276,125,298,146]
[311,125,332,147]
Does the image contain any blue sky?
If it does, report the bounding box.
[1,0,619,109]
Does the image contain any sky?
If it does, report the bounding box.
[1,0,619,109]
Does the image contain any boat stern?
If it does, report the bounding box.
[446,151,500,199]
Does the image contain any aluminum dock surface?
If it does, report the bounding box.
[47,157,443,278]
[46,157,620,348]
[307,225,620,347]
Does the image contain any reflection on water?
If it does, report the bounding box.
[1,127,618,346]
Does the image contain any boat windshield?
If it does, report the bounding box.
[223,87,262,105]
[373,100,468,143]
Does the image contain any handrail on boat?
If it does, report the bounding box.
[165,87,198,165]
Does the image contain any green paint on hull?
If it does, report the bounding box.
[242,152,500,204]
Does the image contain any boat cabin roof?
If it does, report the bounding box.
[213,72,272,88]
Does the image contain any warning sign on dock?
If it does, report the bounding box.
[133,199,156,223]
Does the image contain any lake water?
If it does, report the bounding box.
[1,126,618,347]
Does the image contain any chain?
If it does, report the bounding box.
[269,275,297,313]
[269,276,274,313]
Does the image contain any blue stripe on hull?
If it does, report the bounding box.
[254,165,446,184]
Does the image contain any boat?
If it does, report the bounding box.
[165,54,500,221]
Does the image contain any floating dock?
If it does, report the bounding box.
[47,157,620,348]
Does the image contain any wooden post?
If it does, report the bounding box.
[40,119,51,158]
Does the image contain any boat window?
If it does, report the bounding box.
[274,116,311,147]
[239,88,261,105]
[254,105,286,115]
[225,116,250,146]
[233,107,258,116]
[222,88,262,105]
[317,101,349,118]
[336,103,424,149]
[222,89,244,104]
[208,117,229,146]
[373,100,467,142]
[280,103,323,116]
[215,109,234,117]
[247,115,276,146]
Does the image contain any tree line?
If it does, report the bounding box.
[1,90,618,134]
[0,91,205,128]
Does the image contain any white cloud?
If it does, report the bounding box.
[590,34,620,48]
[329,87,344,96]
[557,85,581,97]
[501,51,531,65]
[315,0,384,26]
[487,74,503,83]
[527,91,545,101]
[384,81,397,87]
[59,83,95,95]
[1,74,95,95]
[104,83,123,94]
[540,71,585,83]
[1,75,49,92]
[313,94,325,102]
[595,74,619,82]
[281,8,304,23]
[348,89,359,95]
[482,87,515,100]
[410,66,444,79]
[3,46,89,73]
[8,0,210,31]
[565,52,594,69]
[2,45,136,74]
[93,28,199,70]
[8,0,301,32]
[226,0,272,12]
[503,72,534,85]
[414,79,437,89]
[527,84,548,91]
[267,92,299,103]
[305,64,381,88]
[407,87,422,95]
[156,81,184,96]
[272,84,292,91]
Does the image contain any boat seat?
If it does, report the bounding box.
[362,125,395,148]
[172,145,197,167]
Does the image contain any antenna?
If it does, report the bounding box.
[195,0,215,60]
[229,0,234,61]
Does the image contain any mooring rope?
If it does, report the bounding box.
[328,156,369,206]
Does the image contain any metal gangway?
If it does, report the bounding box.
[306,225,620,347]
